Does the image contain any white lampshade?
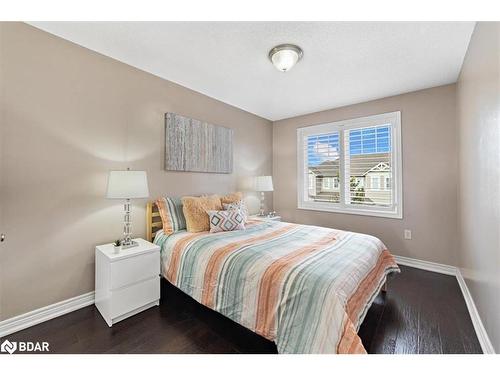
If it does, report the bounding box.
[254,176,274,192]
[106,170,149,199]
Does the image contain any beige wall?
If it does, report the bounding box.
[273,84,458,265]
[456,22,500,353]
[0,23,273,320]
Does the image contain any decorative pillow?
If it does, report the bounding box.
[223,200,249,223]
[155,197,186,235]
[208,209,245,233]
[182,195,222,232]
[220,192,243,205]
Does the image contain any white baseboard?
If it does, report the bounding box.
[394,255,457,275]
[455,269,496,354]
[394,254,495,354]
[0,291,95,338]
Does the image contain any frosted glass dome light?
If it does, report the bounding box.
[269,44,303,72]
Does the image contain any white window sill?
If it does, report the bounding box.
[298,202,403,219]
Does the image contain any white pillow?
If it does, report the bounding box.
[223,200,249,223]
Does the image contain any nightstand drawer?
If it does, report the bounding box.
[111,276,160,318]
[111,251,160,290]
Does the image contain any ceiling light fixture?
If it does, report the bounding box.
[268,44,303,72]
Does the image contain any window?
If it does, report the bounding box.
[297,111,402,219]
[322,177,334,190]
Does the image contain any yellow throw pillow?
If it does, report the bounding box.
[220,192,243,205]
[182,195,223,232]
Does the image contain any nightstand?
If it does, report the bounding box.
[250,215,282,222]
[95,238,160,327]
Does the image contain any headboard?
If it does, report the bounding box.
[146,201,163,242]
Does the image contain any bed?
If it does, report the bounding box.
[147,203,399,354]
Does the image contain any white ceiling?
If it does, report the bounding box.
[29,22,475,121]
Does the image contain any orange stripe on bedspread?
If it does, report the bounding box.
[337,249,398,354]
[346,249,397,322]
[254,231,340,339]
[337,316,367,354]
[201,224,298,308]
[166,232,208,283]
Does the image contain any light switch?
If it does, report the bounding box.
[404,229,412,240]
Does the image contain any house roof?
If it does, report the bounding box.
[309,153,390,177]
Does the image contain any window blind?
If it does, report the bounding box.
[344,125,393,208]
[306,132,340,203]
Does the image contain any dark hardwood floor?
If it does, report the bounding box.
[3,265,482,354]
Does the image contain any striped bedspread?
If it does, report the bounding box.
[154,219,399,354]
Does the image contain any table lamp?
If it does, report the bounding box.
[106,169,149,249]
[254,175,273,216]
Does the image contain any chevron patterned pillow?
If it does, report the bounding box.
[207,209,245,233]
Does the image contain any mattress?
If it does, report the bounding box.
[154,219,399,353]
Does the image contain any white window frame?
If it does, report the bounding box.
[308,172,314,189]
[297,111,403,219]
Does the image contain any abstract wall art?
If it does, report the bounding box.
[164,112,233,173]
